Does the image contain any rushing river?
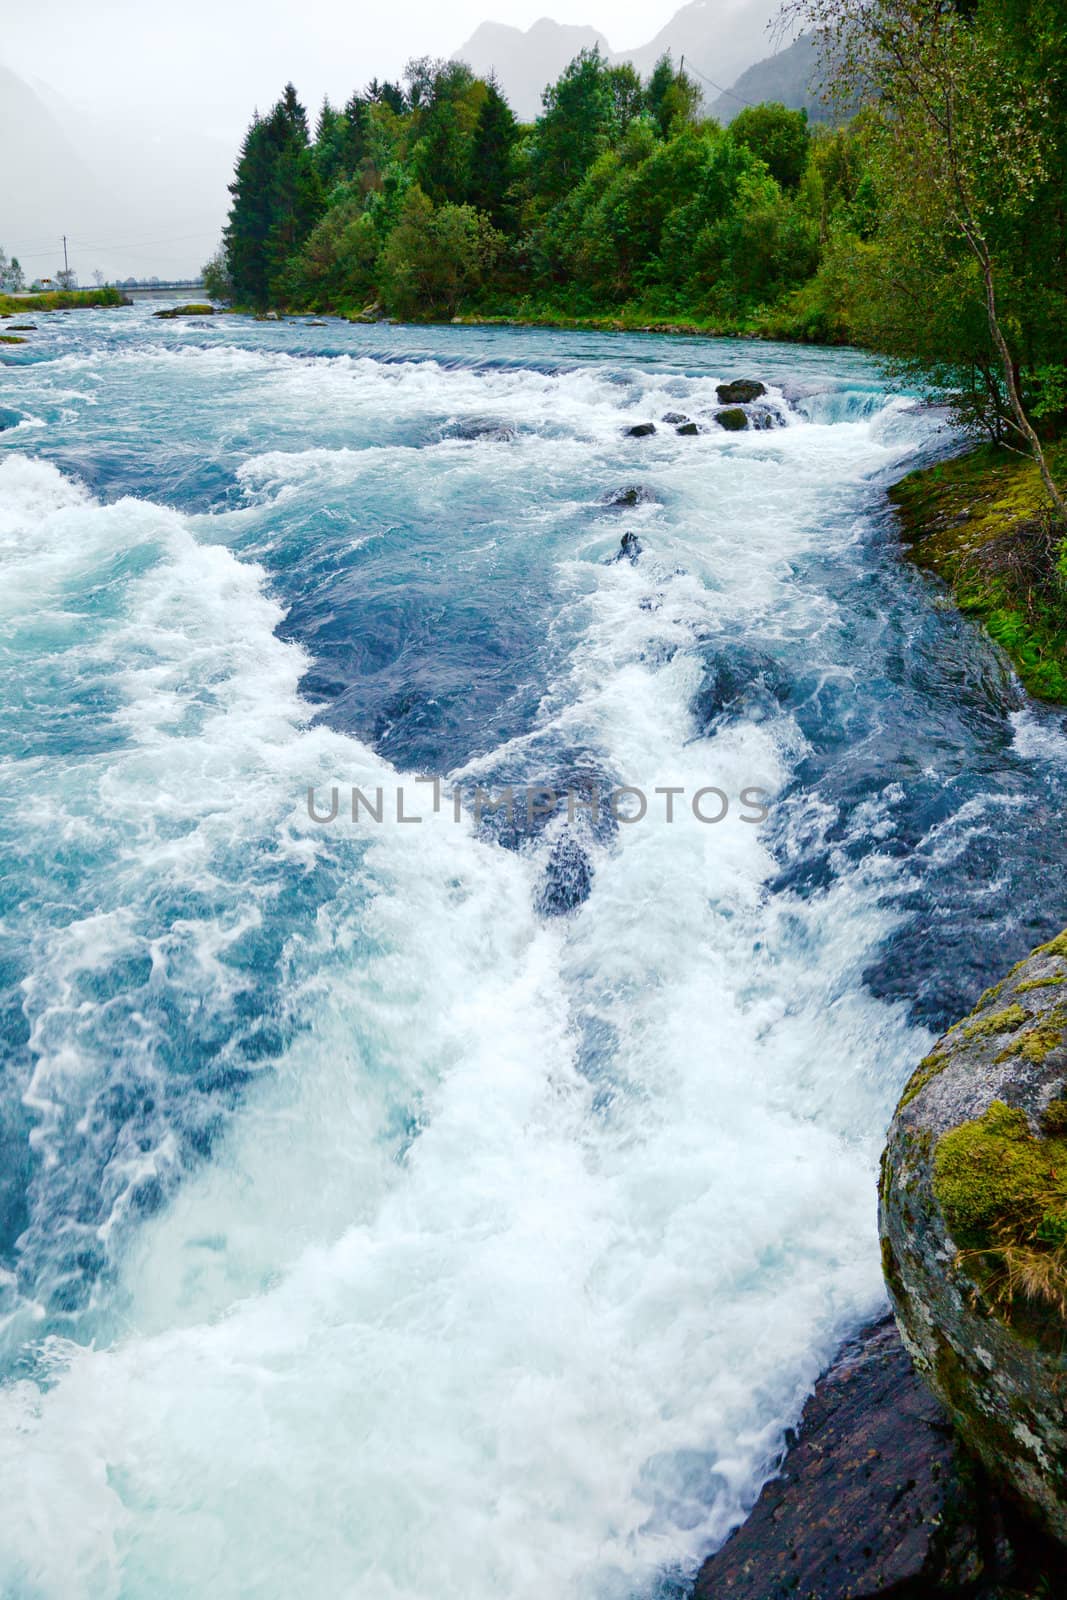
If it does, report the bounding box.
[2,303,1067,1599]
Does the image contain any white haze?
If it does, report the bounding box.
[0,0,781,281]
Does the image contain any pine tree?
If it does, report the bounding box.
[224,113,277,305]
[265,85,324,300]
[467,79,518,230]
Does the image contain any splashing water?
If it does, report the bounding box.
[1,307,1066,1600]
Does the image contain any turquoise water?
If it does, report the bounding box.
[1,303,1066,1599]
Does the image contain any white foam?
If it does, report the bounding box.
[0,337,943,1600]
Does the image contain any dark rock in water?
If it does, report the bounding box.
[601,485,657,510]
[625,422,657,438]
[676,421,700,436]
[7,323,36,331]
[0,407,21,431]
[716,379,766,404]
[694,1315,1067,1599]
[443,417,516,442]
[692,646,791,729]
[662,412,690,425]
[614,531,642,564]
[693,1317,984,1599]
[536,834,593,916]
[715,408,748,432]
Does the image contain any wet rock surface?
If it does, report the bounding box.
[693,1315,1067,1599]
[716,379,766,405]
[880,930,1067,1546]
[601,484,658,509]
[715,408,749,431]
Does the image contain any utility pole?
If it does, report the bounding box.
[63,235,69,276]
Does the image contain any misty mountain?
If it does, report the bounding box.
[710,31,829,122]
[1,63,231,281]
[457,18,610,118]
[454,0,782,121]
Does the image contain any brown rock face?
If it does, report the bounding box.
[880,930,1067,1545]
[692,1316,984,1599]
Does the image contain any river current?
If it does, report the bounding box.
[1,304,1066,1599]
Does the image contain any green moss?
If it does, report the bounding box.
[933,1100,1067,1253]
[1017,1009,1067,1064]
[890,442,1067,704]
[899,1050,950,1109]
[961,1003,1027,1041]
[1016,974,1066,992]
[0,334,26,345]
[1037,931,1067,959]
[153,304,216,319]
[715,407,748,431]
[972,980,1005,1010]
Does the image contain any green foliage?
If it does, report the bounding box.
[0,247,24,293]
[0,287,127,314]
[467,79,518,229]
[201,246,232,302]
[730,103,810,190]
[377,188,504,319]
[224,85,323,306]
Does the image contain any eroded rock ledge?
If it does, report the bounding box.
[693,1315,1066,1598]
[881,930,1067,1545]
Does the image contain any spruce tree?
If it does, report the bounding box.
[467,79,518,230]
[224,113,277,305]
[264,85,324,301]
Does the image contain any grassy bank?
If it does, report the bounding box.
[0,287,131,316]
[891,443,1067,702]
[434,287,848,343]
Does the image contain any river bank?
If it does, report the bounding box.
[891,441,1067,704]
[0,286,131,316]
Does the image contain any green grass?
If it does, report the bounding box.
[0,287,131,315]
[890,441,1067,703]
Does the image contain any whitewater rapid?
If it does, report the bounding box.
[1,306,1065,1600]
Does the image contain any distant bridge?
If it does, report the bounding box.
[121,281,206,297]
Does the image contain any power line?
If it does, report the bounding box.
[684,59,759,110]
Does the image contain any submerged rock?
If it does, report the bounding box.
[442,417,516,442]
[881,930,1067,1546]
[716,379,766,405]
[536,833,593,916]
[601,485,657,509]
[715,408,748,432]
[662,411,690,425]
[692,645,792,729]
[676,421,700,436]
[625,422,656,438]
[613,531,642,564]
[693,1316,986,1599]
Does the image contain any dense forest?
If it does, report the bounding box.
[208,0,1065,483]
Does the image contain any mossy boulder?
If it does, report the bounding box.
[153,304,216,319]
[716,379,765,404]
[715,407,749,431]
[881,930,1067,1543]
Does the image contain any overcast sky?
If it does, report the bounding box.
[3,0,685,144]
